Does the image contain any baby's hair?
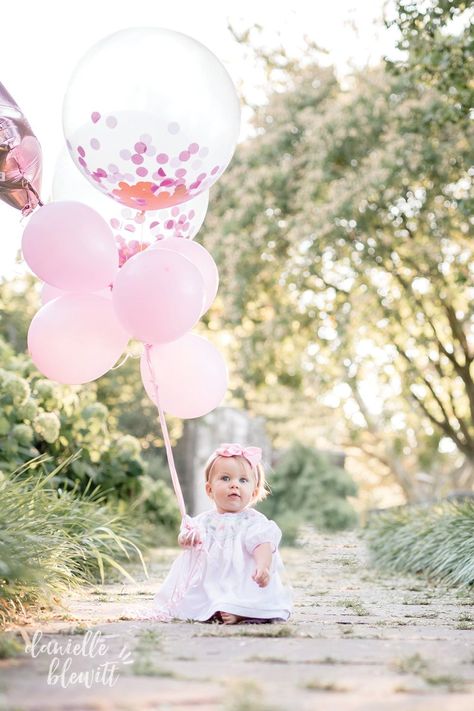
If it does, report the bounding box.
[204,453,269,503]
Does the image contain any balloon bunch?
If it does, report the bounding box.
[12,28,242,519]
[22,201,227,420]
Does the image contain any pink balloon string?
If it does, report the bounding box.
[144,343,187,518]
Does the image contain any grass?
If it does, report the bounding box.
[245,656,290,664]
[391,653,429,675]
[0,454,147,627]
[194,625,301,638]
[245,655,382,666]
[224,679,281,711]
[130,658,177,677]
[57,623,89,636]
[402,598,431,605]
[336,557,358,569]
[304,680,349,692]
[133,628,162,653]
[391,653,469,692]
[0,633,23,659]
[423,673,468,692]
[364,500,474,589]
[336,598,370,615]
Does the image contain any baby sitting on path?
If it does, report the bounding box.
[153,443,293,624]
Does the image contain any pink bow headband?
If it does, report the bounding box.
[214,443,262,470]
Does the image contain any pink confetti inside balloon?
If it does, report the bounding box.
[52,149,210,243]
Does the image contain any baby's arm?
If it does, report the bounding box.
[252,542,273,587]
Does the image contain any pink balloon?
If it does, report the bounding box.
[150,237,218,315]
[28,293,129,384]
[22,201,118,291]
[40,282,112,305]
[140,333,228,418]
[0,82,42,215]
[112,249,204,344]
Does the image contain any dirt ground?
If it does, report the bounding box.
[1,528,473,710]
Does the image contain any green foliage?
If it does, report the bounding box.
[259,442,358,541]
[0,274,183,456]
[0,340,145,498]
[0,455,147,627]
[386,0,473,127]
[363,499,474,588]
[201,12,474,500]
[0,331,180,530]
[136,475,181,529]
[0,632,23,658]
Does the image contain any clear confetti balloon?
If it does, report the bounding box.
[62,28,240,211]
[52,149,210,248]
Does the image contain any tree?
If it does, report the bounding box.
[386,0,473,127]
[201,11,473,501]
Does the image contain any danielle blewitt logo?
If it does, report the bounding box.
[25,629,134,688]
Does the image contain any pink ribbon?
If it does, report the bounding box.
[144,343,186,518]
[214,443,262,470]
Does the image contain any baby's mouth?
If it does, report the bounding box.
[228,493,240,499]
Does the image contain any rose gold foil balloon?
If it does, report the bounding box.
[0,83,42,215]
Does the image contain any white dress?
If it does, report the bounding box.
[153,507,293,622]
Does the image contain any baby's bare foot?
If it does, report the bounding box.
[219,611,244,625]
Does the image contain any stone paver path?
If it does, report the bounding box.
[1,529,473,710]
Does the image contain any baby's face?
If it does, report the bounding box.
[206,456,257,514]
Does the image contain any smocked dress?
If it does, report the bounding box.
[152,507,293,622]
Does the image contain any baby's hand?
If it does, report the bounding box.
[178,531,202,548]
[252,566,271,588]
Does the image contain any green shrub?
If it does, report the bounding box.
[0,455,147,627]
[259,442,358,542]
[0,338,146,497]
[0,334,181,536]
[363,500,474,589]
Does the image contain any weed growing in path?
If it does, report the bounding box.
[224,679,281,711]
[337,599,370,616]
[304,679,349,692]
[391,652,428,675]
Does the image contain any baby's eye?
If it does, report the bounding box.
[221,475,230,481]
[240,478,248,483]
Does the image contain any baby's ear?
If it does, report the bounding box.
[205,481,213,498]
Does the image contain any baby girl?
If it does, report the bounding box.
[153,443,293,624]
